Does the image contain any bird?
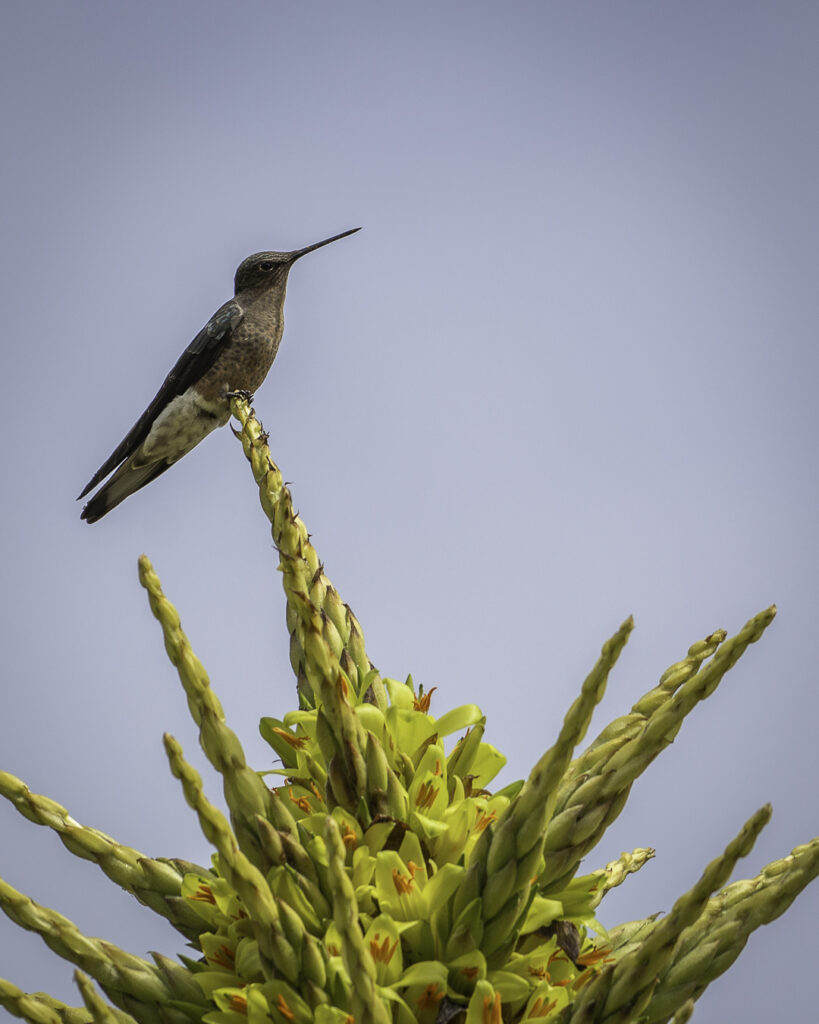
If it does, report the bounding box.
[78,227,360,523]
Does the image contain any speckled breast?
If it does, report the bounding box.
[195,309,285,403]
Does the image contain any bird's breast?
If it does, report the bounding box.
[195,312,284,402]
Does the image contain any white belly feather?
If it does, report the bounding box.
[139,389,229,464]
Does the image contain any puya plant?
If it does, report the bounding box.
[1,397,816,1024]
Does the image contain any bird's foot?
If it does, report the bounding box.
[226,389,255,403]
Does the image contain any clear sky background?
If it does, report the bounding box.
[1,3,816,1022]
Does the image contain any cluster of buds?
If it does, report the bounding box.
[0,397,815,1024]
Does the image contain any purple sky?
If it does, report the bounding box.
[1,4,817,1022]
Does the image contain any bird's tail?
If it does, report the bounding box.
[80,457,174,523]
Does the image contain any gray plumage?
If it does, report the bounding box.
[79,228,359,523]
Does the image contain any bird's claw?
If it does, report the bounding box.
[226,389,254,403]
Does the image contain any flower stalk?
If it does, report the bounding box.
[0,395,815,1024]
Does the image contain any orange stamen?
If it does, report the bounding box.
[272,727,306,750]
[369,934,399,963]
[288,787,312,813]
[208,944,235,969]
[416,781,439,810]
[413,687,438,712]
[575,946,614,968]
[190,884,216,904]
[475,810,498,832]
[527,997,557,1018]
[277,994,296,1020]
[391,868,414,894]
[416,984,445,1010]
[482,992,502,1024]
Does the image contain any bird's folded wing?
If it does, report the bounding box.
[78,300,244,499]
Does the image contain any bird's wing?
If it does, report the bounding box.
[78,299,244,499]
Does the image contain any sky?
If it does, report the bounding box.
[0,3,817,1022]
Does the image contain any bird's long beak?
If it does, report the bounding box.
[290,227,361,261]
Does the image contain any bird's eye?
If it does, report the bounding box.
[258,260,275,271]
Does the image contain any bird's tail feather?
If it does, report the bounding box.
[80,458,173,523]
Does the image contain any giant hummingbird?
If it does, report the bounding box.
[79,227,359,522]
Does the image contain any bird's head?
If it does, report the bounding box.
[234,228,360,295]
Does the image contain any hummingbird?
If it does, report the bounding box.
[79,228,360,523]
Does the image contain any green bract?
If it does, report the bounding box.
[0,397,816,1024]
